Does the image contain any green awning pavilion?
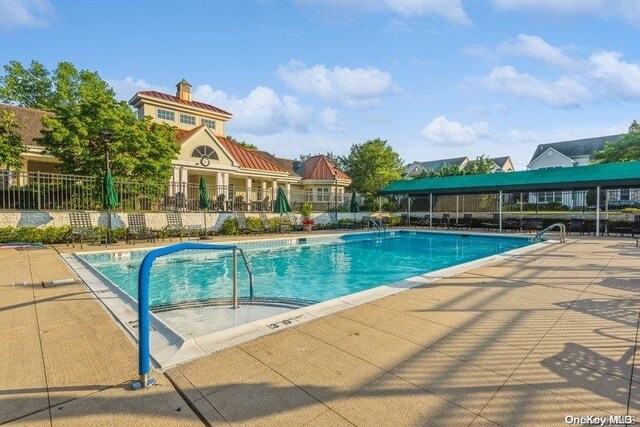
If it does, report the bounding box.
[379,161,640,234]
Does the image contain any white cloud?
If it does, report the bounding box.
[106,76,168,101]
[276,59,395,107]
[498,34,576,68]
[588,51,640,100]
[492,0,640,26]
[193,85,312,135]
[482,65,591,108]
[297,0,471,25]
[319,107,345,131]
[461,46,498,62]
[0,0,54,31]
[420,116,490,146]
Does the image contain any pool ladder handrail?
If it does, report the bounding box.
[236,247,254,299]
[368,217,386,232]
[534,223,566,243]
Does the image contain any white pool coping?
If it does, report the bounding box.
[61,229,552,370]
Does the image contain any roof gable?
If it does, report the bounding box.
[529,134,622,164]
[419,157,468,171]
[302,155,350,180]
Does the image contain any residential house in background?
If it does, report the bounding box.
[129,79,350,210]
[526,134,629,208]
[1,80,351,211]
[404,155,514,178]
[0,104,59,175]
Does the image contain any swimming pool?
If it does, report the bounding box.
[80,230,530,310]
[68,230,541,367]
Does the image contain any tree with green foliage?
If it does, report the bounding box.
[0,111,24,169]
[341,138,403,195]
[226,134,257,150]
[412,155,496,179]
[592,121,640,164]
[0,60,179,180]
[298,151,343,168]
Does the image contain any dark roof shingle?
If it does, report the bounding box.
[0,104,52,146]
[529,134,623,165]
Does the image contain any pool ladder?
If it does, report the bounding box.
[368,218,386,232]
[533,223,566,243]
[236,248,255,300]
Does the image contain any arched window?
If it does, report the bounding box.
[191,145,218,160]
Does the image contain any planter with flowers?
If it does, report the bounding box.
[300,202,314,232]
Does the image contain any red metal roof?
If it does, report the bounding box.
[217,136,288,173]
[175,125,205,144]
[302,155,350,180]
[136,91,232,116]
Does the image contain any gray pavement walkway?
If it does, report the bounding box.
[1,235,639,426]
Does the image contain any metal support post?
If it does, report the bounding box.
[232,249,238,309]
[498,191,503,233]
[429,193,433,229]
[596,186,601,237]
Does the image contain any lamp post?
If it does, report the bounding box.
[334,172,339,215]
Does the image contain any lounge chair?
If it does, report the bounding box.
[587,219,609,236]
[236,212,262,234]
[165,211,199,241]
[568,218,586,235]
[67,211,105,249]
[125,213,157,245]
[450,213,473,230]
[481,214,500,231]
[417,214,430,227]
[502,217,521,232]
[522,217,543,233]
[259,213,275,233]
[214,194,226,211]
[434,213,450,228]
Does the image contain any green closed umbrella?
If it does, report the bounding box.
[103,171,118,243]
[199,176,211,238]
[349,188,360,223]
[273,187,291,214]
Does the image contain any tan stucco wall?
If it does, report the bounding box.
[140,102,225,136]
[178,131,235,166]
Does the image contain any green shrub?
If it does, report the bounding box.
[300,202,312,218]
[622,208,640,214]
[246,216,264,232]
[220,217,238,235]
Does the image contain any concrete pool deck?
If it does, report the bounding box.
[1,232,639,426]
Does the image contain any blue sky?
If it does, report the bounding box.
[1,0,639,169]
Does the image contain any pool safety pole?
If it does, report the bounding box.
[498,191,503,233]
[232,249,238,309]
[133,242,238,390]
[429,193,433,229]
[596,186,601,237]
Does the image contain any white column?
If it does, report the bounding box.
[179,167,187,195]
[170,167,180,195]
[596,186,601,237]
[499,191,503,233]
[286,182,291,201]
[272,180,278,200]
[246,177,252,211]
[216,172,223,196]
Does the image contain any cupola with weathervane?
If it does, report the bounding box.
[176,78,192,102]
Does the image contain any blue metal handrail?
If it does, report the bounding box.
[133,242,239,390]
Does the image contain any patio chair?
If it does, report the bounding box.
[587,219,609,236]
[233,196,248,211]
[236,212,262,234]
[434,213,450,228]
[502,217,521,232]
[417,214,430,227]
[481,213,500,231]
[67,211,105,249]
[215,194,226,211]
[165,211,199,241]
[280,213,302,233]
[125,213,157,245]
[399,213,409,227]
[259,213,275,233]
[568,218,586,235]
[522,217,544,233]
[450,213,473,230]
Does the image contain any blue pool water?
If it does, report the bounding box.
[80,231,531,309]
